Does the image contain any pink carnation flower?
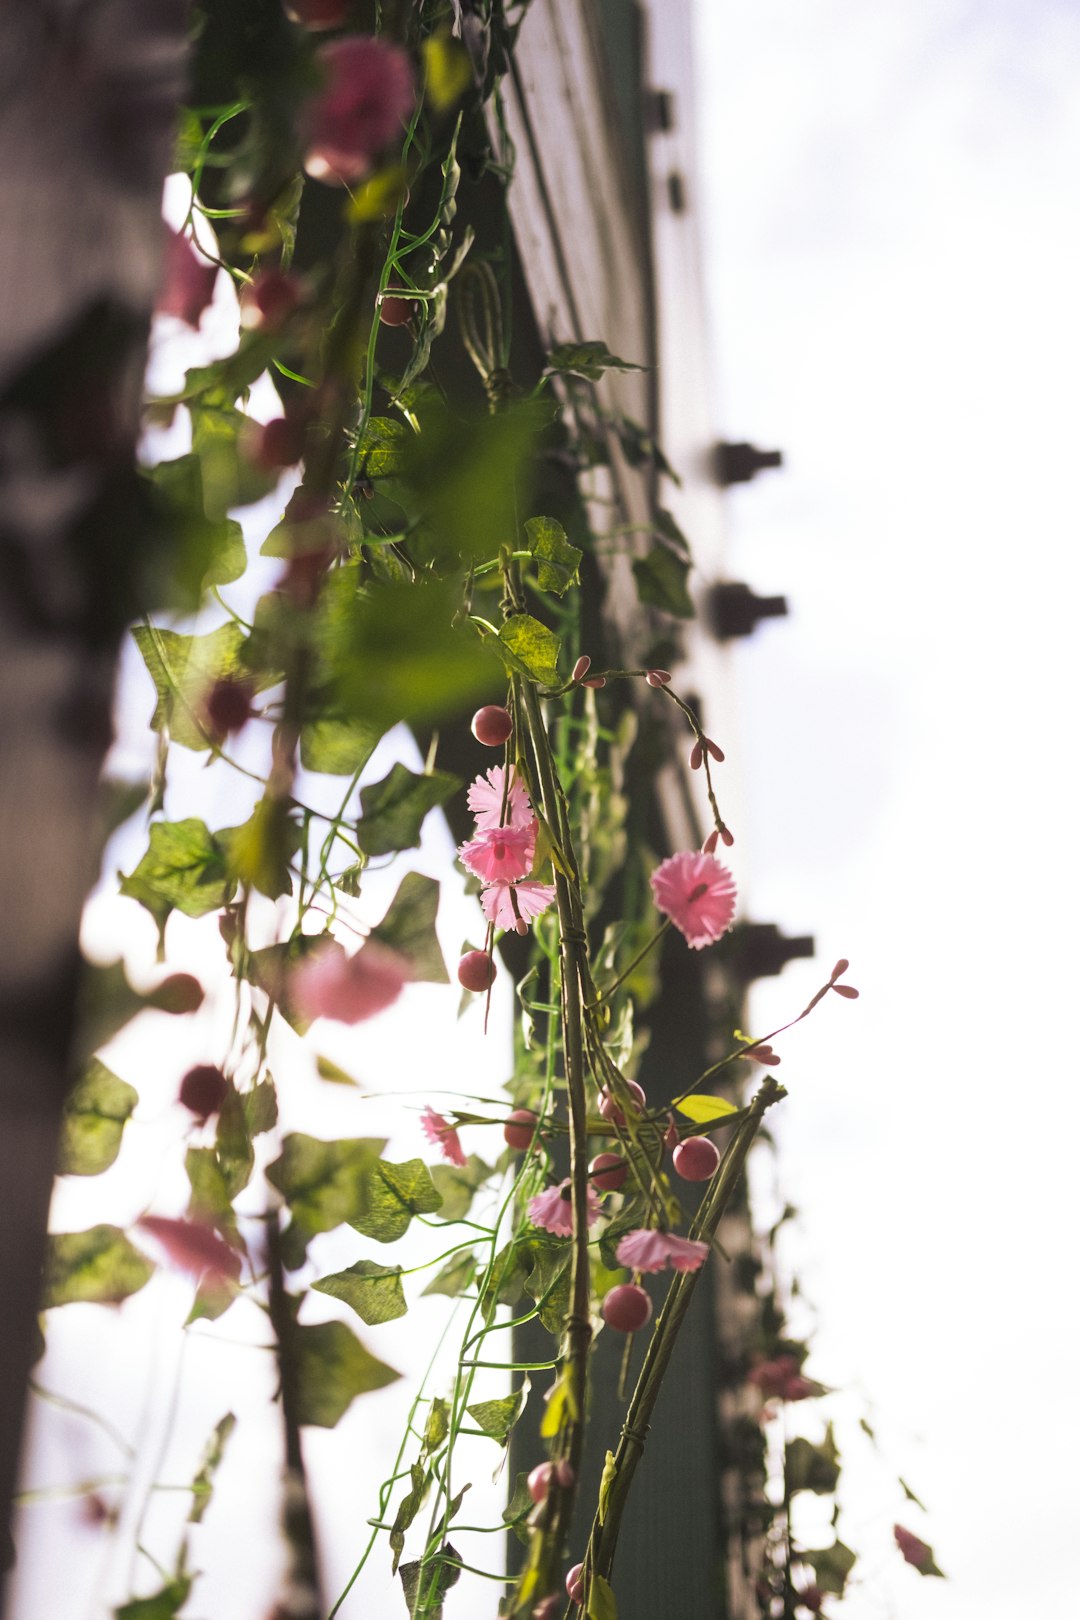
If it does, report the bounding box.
[459,822,537,884]
[291,939,408,1024]
[650,850,737,949]
[421,1107,466,1167]
[615,1228,709,1274]
[467,766,533,831]
[481,879,556,933]
[528,1179,602,1237]
[305,36,416,182]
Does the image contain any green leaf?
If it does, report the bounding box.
[219,799,303,900]
[675,1094,739,1125]
[390,1462,429,1572]
[369,872,449,983]
[598,1449,617,1525]
[245,1077,279,1136]
[294,1319,400,1427]
[900,1476,927,1511]
[357,764,460,858]
[354,416,411,478]
[119,818,234,940]
[632,546,694,617]
[266,1134,386,1239]
[245,934,328,1034]
[421,1249,476,1298]
[300,711,385,777]
[428,1155,490,1221]
[520,1238,572,1335]
[312,1260,407,1325]
[497,614,561,685]
[786,1425,841,1496]
[114,1578,192,1620]
[466,1377,527,1443]
[42,1226,155,1309]
[131,621,248,753]
[58,1061,137,1177]
[399,1544,461,1620]
[423,1396,450,1453]
[214,1085,255,1201]
[502,1471,532,1532]
[587,1573,618,1620]
[188,1413,236,1525]
[185,1147,242,1246]
[351,1158,442,1243]
[315,1055,363,1087]
[146,453,247,600]
[401,399,542,565]
[524,516,582,596]
[547,340,645,381]
[804,1541,857,1597]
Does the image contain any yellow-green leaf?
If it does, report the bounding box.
[675,1094,739,1125]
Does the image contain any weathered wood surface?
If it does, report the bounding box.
[0,1,187,1597]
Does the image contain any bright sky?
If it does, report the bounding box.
[688,1,1080,1615]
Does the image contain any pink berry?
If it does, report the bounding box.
[528,1462,554,1504]
[203,676,254,742]
[673,1136,720,1181]
[602,1284,652,1333]
[247,416,306,471]
[379,293,417,327]
[555,1458,575,1487]
[598,1080,646,1126]
[179,1064,228,1123]
[245,268,302,328]
[471,705,513,747]
[504,1108,538,1151]
[589,1152,627,1192]
[565,1563,585,1605]
[457,950,496,992]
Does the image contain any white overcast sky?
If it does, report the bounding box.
[685,1,1080,1616]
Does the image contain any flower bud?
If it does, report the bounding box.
[582,675,607,689]
[571,654,592,682]
[701,829,719,855]
[689,741,703,770]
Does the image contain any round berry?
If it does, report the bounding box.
[203,676,254,741]
[248,416,306,471]
[504,1108,538,1151]
[673,1136,721,1181]
[471,705,513,747]
[179,1064,228,1123]
[457,950,496,992]
[379,293,418,327]
[565,1563,585,1605]
[602,1283,652,1333]
[589,1152,627,1192]
[598,1080,646,1126]
[527,1462,554,1504]
[554,1458,575,1487]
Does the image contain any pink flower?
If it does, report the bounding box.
[305,37,415,183]
[615,1228,709,1274]
[291,939,408,1024]
[467,766,533,831]
[136,1216,241,1285]
[650,850,737,949]
[459,822,537,883]
[156,227,217,327]
[421,1107,466,1167]
[481,880,556,933]
[528,1179,601,1237]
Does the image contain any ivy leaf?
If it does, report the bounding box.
[58,1061,138,1177]
[119,818,234,941]
[390,1462,429,1572]
[654,506,691,559]
[399,1544,461,1620]
[300,711,385,776]
[401,398,542,565]
[316,1056,363,1088]
[266,1134,386,1240]
[42,1226,155,1309]
[245,935,329,1034]
[114,1578,192,1620]
[219,799,303,901]
[131,622,247,752]
[421,33,473,111]
[632,546,694,617]
[357,764,460,859]
[675,1094,740,1126]
[524,516,582,596]
[899,1476,927,1510]
[786,1425,841,1496]
[587,1574,619,1620]
[547,340,645,381]
[466,1377,528,1443]
[502,1472,533,1542]
[351,1158,442,1243]
[145,453,247,601]
[804,1541,857,1597]
[421,1249,476,1298]
[424,1397,450,1453]
[497,614,561,685]
[185,1147,242,1247]
[245,1077,279,1137]
[520,1238,572,1335]
[313,1260,407,1325]
[369,872,449,983]
[214,1085,255,1200]
[354,416,411,478]
[293,1319,401,1427]
[429,1155,490,1221]
[188,1413,237,1525]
